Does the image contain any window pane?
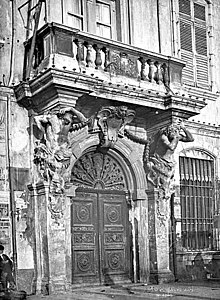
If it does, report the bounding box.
[67,0,83,15]
[67,14,83,30]
[195,26,207,56]
[96,2,111,24]
[194,3,206,21]
[96,0,112,38]
[66,0,83,29]
[180,20,192,52]
[44,35,51,57]
[102,4,111,24]
[179,0,191,16]
[96,24,111,39]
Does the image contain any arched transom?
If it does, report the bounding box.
[71,151,126,190]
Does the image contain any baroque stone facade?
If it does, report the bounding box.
[1,0,220,295]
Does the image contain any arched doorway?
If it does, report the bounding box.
[70,150,132,285]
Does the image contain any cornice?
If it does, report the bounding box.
[14,68,207,118]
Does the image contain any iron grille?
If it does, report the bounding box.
[179,156,215,251]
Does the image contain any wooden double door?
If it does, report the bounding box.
[71,188,131,285]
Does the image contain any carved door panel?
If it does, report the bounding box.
[99,191,131,284]
[71,189,131,285]
[71,191,99,284]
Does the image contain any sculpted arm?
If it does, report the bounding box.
[60,107,87,122]
[179,126,194,142]
[34,115,51,133]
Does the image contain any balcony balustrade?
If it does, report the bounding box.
[15,22,207,119]
[23,22,184,90]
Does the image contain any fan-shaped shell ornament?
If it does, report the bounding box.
[71,152,126,190]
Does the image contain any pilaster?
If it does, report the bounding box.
[147,188,175,284]
[28,182,75,294]
[28,182,50,295]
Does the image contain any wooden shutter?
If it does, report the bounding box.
[179,0,209,88]
[194,3,209,88]
[180,19,194,86]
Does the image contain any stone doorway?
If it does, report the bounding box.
[71,151,132,285]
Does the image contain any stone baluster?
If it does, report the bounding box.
[147,59,156,82]
[94,45,102,69]
[139,58,147,80]
[154,61,163,84]
[103,47,110,71]
[85,43,93,67]
[76,40,85,65]
[162,63,169,86]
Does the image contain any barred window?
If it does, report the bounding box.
[179,156,215,250]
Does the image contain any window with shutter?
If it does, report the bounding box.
[63,0,124,41]
[178,0,209,89]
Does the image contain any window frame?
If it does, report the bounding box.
[95,0,116,39]
[62,0,129,42]
[177,0,210,89]
[64,0,86,31]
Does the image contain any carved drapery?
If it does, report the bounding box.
[71,152,126,190]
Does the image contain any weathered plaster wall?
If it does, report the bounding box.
[0,88,10,252]
[0,87,33,292]
[129,0,160,52]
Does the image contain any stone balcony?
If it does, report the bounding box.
[15,22,208,122]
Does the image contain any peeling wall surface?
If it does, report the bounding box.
[1,0,220,295]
